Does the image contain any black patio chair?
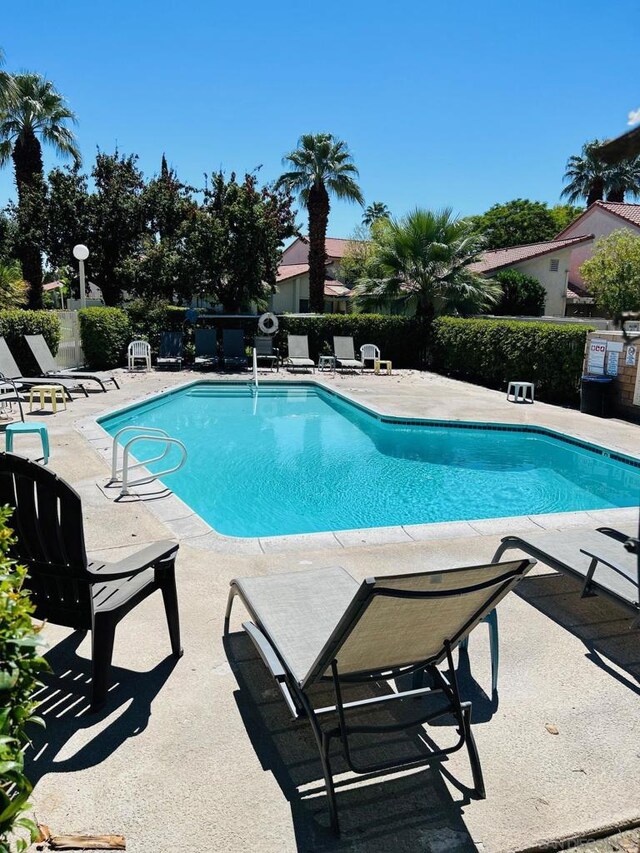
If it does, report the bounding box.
[222,329,248,371]
[156,331,183,370]
[253,336,279,371]
[0,452,182,709]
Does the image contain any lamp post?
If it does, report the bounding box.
[72,244,90,309]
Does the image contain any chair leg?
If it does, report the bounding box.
[91,613,117,710]
[486,609,499,695]
[462,704,486,799]
[159,563,183,657]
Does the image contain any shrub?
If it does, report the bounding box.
[431,317,593,405]
[493,270,546,316]
[122,305,428,369]
[275,314,428,368]
[79,307,131,370]
[0,310,61,375]
[0,506,48,853]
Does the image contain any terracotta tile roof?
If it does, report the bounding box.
[555,201,640,237]
[324,282,350,298]
[593,201,640,227]
[470,234,594,274]
[276,263,309,282]
[325,237,362,258]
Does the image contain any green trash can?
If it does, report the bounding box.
[580,375,613,418]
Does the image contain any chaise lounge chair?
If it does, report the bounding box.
[194,328,218,369]
[225,557,534,834]
[25,334,120,392]
[495,527,639,624]
[254,336,279,372]
[156,331,183,370]
[284,334,315,372]
[333,336,364,372]
[222,329,248,371]
[0,337,86,400]
[0,452,182,709]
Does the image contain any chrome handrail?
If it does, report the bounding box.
[109,425,171,483]
[119,434,187,497]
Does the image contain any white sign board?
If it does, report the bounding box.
[626,345,637,366]
[587,338,607,375]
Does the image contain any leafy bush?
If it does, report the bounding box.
[0,310,60,376]
[124,300,189,355]
[0,506,48,853]
[79,307,131,370]
[275,315,427,368]
[123,305,428,368]
[431,317,593,405]
[493,270,546,316]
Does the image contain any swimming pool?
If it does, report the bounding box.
[99,382,640,538]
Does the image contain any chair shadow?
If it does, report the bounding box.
[516,572,640,693]
[25,630,180,787]
[224,632,486,852]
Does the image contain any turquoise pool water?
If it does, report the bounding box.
[100,383,640,538]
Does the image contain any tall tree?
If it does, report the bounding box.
[0,73,79,306]
[562,139,640,205]
[362,201,390,226]
[353,208,499,318]
[88,150,145,305]
[469,199,558,249]
[276,133,363,312]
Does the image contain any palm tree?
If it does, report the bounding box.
[0,73,80,307]
[276,133,363,312]
[0,48,15,110]
[353,208,500,319]
[362,201,390,227]
[0,261,28,308]
[562,139,640,206]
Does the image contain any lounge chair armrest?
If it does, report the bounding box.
[242,621,286,681]
[88,540,179,580]
[596,527,631,544]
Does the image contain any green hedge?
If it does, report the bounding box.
[0,507,48,852]
[122,305,428,368]
[431,317,593,405]
[79,307,131,370]
[0,310,60,375]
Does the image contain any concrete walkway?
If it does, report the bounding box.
[10,368,638,853]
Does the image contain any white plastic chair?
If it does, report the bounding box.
[360,344,380,368]
[128,340,151,372]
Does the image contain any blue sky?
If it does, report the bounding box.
[1,0,639,238]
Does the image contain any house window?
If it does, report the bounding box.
[298,298,309,312]
[549,258,560,272]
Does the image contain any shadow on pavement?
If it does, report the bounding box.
[517,572,640,692]
[25,630,179,787]
[225,631,488,852]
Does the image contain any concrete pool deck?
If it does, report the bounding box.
[7,367,639,853]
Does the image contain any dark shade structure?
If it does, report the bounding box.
[0,452,183,708]
[596,126,640,164]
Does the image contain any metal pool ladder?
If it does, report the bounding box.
[108,426,187,497]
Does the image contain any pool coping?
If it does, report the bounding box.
[76,377,640,554]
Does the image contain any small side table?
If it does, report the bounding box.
[374,359,392,375]
[318,355,336,372]
[29,385,67,414]
[507,381,535,403]
[5,421,50,464]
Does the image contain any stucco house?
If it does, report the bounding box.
[469,234,594,316]
[554,201,640,289]
[270,237,353,314]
